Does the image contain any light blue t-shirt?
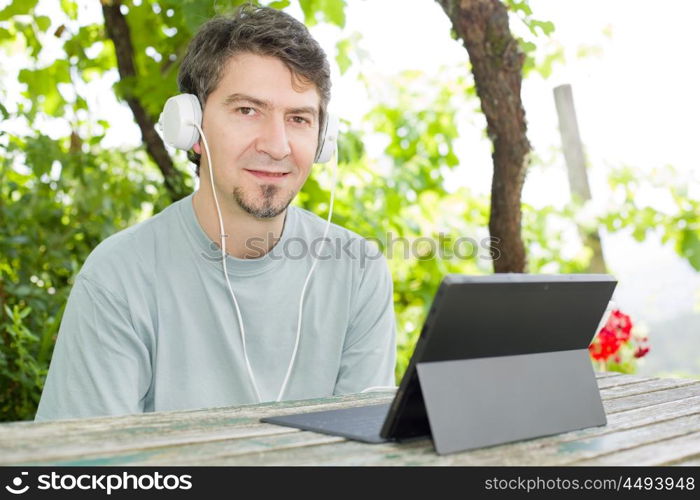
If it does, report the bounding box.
[35,193,396,421]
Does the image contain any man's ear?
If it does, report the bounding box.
[193,142,201,155]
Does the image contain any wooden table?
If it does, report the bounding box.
[1,372,699,466]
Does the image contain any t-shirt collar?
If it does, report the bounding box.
[179,192,296,277]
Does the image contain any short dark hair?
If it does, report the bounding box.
[177,4,332,175]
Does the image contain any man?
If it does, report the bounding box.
[36,5,396,420]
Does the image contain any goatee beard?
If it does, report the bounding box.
[232,185,293,219]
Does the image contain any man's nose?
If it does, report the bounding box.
[256,116,291,160]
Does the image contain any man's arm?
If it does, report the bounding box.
[35,274,152,421]
[334,244,397,394]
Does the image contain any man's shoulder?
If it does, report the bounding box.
[80,196,187,281]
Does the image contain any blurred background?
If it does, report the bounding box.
[1,0,698,422]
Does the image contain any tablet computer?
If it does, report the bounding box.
[262,273,617,450]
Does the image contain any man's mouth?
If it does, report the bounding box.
[245,169,290,180]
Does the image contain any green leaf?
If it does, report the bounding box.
[505,0,532,16]
[335,37,352,75]
[18,59,71,116]
[679,229,700,271]
[42,90,67,117]
[24,134,62,176]
[320,0,345,28]
[530,19,555,37]
[12,285,32,297]
[0,0,39,21]
[267,0,291,8]
[35,15,51,33]
[75,95,88,111]
[15,21,42,58]
[298,0,345,28]
[60,0,78,20]
[298,0,319,26]
[0,26,11,42]
[180,0,216,33]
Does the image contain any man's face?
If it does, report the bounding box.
[196,52,321,219]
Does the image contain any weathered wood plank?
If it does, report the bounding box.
[603,382,700,414]
[596,375,655,390]
[669,456,700,466]
[23,431,347,466]
[543,415,700,466]
[216,437,433,466]
[0,395,394,465]
[2,423,300,465]
[601,378,698,401]
[569,431,700,466]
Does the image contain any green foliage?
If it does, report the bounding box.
[503,0,564,78]
[522,164,700,275]
[298,0,346,28]
[0,129,169,420]
[0,0,39,20]
[601,165,700,271]
[521,203,592,274]
[335,32,367,76]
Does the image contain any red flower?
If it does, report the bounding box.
[608,310,632,342]
[589,309,635,362]
[589,326,622,361]
[634,345,650,359]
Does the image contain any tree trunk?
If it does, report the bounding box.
[101,0,187,202]
[436,0,530,273]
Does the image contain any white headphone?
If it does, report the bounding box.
[159,93,339,403]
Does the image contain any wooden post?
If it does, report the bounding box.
[553,84,607,273]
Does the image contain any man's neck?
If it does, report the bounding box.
[192,189,286,259]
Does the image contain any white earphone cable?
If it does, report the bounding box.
[276,143,338,402]
[360,386,397,393]
[195,122,262,403]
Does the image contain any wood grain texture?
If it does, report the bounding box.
[669,456,700,466]
[2,374,699,466]
[603,382,700,414]
[569,431,700,466]
[0,393,394,465]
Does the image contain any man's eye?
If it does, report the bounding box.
[291,116,309,124]
[238,107,256,115]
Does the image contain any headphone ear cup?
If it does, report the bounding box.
[314,113,339,163]
[160,94,202,150]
